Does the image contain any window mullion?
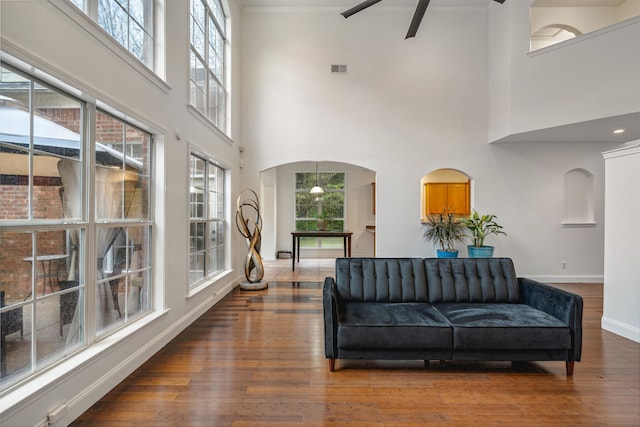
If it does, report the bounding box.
[30,232,38,373]
[85,103,98,344]
[204,10,211,117]
[87,0,99,20]
[204,163,210,271]
[28,80,34,221]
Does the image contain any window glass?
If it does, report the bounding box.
[95,224,151,335]
[95,111,152,337]
[0,61,154,389]
[295,172,345,248]
[190,0,227,132]
[189,153,226,287]
[0,70,84,386]
[72,0,154,67]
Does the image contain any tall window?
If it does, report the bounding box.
[0,62,154,390]
[94,110,153,336]
[295,172,345,248]
[189,153,226,287]
[190,0,227,132]
[71,0,154,67]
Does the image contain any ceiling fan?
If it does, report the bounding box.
[341,0,507,39]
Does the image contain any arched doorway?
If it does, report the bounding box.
[259,161,376,260]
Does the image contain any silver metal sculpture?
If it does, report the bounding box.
[235,189,267,290]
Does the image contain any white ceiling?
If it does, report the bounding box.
[239,0,628,7]
[492,113,640,144]
[239,0,492,7]
[533,0,627,6]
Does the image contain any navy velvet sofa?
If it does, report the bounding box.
[323,258,583,375]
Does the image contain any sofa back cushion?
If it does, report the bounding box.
[425,258,520,303]
[335,258,428,302]
[334,257,520,303]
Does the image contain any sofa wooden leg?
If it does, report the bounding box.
[423,360,430,369]
[329,358,335,372]
[566,361,575,376]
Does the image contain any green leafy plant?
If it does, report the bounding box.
[422,211,465,252]
[459,210,506,247]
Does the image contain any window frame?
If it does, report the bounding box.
[189,0,228,133]
[93,108,154,337]
[0,59,156,391]
[294,171,346,249]
[188,150,227,290]
[47,1,168,87]
[69,0,155,69]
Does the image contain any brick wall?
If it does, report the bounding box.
[0,180,66,300]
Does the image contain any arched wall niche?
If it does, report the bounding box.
[420,168,471,222]
[562,168,595,226]
[531,24,582,51]
[530,1,640,52]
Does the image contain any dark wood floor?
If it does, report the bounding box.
[72,261,640,426]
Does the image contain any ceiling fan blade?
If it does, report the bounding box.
[405,0,430,39]
[341,0,383,19]
[494,0,506,3]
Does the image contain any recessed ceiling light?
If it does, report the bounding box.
[613,129,625,134]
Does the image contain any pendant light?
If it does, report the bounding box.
[310,162,324,195]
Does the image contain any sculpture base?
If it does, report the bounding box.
[239,281,268,291]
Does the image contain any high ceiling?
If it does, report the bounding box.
[240,0,493,7]
[533,0,627,6]
[239,0,628,7]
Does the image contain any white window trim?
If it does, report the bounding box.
[48,0,169,91]
[187,105,234,145]
[188,0,230,136]
[186,147,232,293]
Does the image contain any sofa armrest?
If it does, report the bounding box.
[519,277,583,362]
[323,277,341,359]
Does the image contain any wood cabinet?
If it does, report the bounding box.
[423,182,470,217]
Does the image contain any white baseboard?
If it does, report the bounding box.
[601,316,640,343]
[520,275,604,284]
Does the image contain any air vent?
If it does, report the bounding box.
[331,64,347,73]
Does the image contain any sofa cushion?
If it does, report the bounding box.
[335,258,428,302]
[425,258,520,303]
[338,303,452,349]
[434,303,571,350]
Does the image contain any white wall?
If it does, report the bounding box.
[240,4,619,274]
[602,142,640,343]
[0,1,244,425]
[619,0,640,19]
[489,2,640,141]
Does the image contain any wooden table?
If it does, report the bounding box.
[291,230,353,271]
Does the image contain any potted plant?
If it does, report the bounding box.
[317,209,330,231]
[459,210,506,258]
[422,211,465,258]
